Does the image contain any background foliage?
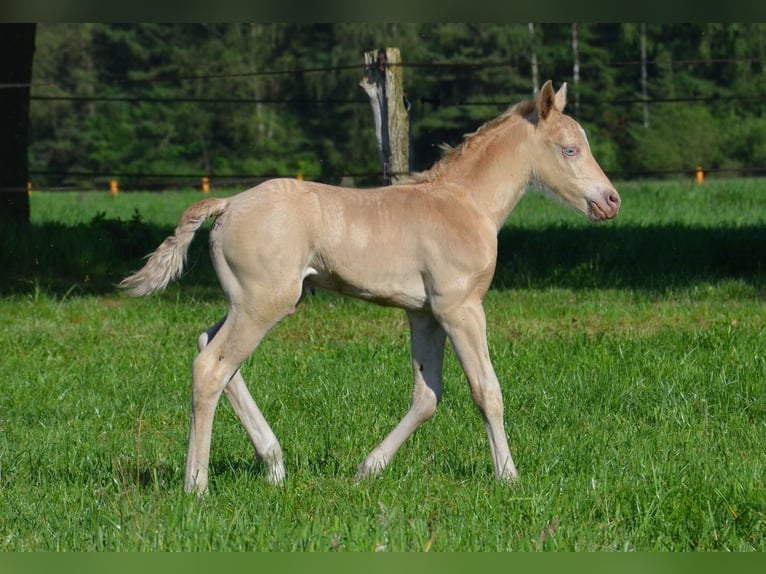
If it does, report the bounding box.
[28,23,766,189]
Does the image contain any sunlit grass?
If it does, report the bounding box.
[1,282,764,550]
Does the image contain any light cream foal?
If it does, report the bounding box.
[120,80,620,494]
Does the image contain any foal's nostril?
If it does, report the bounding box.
[608,192,621,210]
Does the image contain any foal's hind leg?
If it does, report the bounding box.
[185,303,289,495]
[356,311,447,479]
[197,319,285,485]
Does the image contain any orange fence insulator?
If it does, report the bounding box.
[110,179,119,196]
[202,176,210,193]
[695,166,704,185]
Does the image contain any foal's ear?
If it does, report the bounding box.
[554,82,568,112]
[538,80,556,120]
[538,80,568,120]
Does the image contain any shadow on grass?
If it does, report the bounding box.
[1,216,219,298]
[2,216,766,298]
[494,223,766,291]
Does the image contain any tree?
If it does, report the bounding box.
[0,24,36,224]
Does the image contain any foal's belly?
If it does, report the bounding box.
[305,267,429,311]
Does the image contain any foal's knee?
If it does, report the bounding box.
[469,383,504,421]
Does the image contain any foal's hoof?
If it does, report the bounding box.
[184,483,209,498]
[498,471,520,486]
[264,464,286,486]
[355,458,386,482]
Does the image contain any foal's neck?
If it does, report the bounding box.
[438,116,533,232]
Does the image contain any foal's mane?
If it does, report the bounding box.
[403,99,537,185]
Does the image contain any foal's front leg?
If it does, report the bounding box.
[356,311,447,479]
[440,299,518,481]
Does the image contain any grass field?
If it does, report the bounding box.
[1,179,765,550]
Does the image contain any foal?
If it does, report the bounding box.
[120,80,620,493]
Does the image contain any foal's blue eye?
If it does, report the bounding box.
[562,146,579,157]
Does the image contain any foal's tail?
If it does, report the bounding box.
[118,197,229,296]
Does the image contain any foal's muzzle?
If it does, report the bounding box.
[588,189,621,221]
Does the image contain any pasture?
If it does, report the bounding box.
[1,179,765,550]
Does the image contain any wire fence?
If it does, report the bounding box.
[12,56,766,91]
[10,57,766,192]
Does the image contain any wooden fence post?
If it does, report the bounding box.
[360,47,410,185]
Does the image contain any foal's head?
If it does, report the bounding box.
[528,81,620,222]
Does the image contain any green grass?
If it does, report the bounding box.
[1,179,765,550]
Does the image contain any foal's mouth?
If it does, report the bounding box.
[587,191,621,221]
